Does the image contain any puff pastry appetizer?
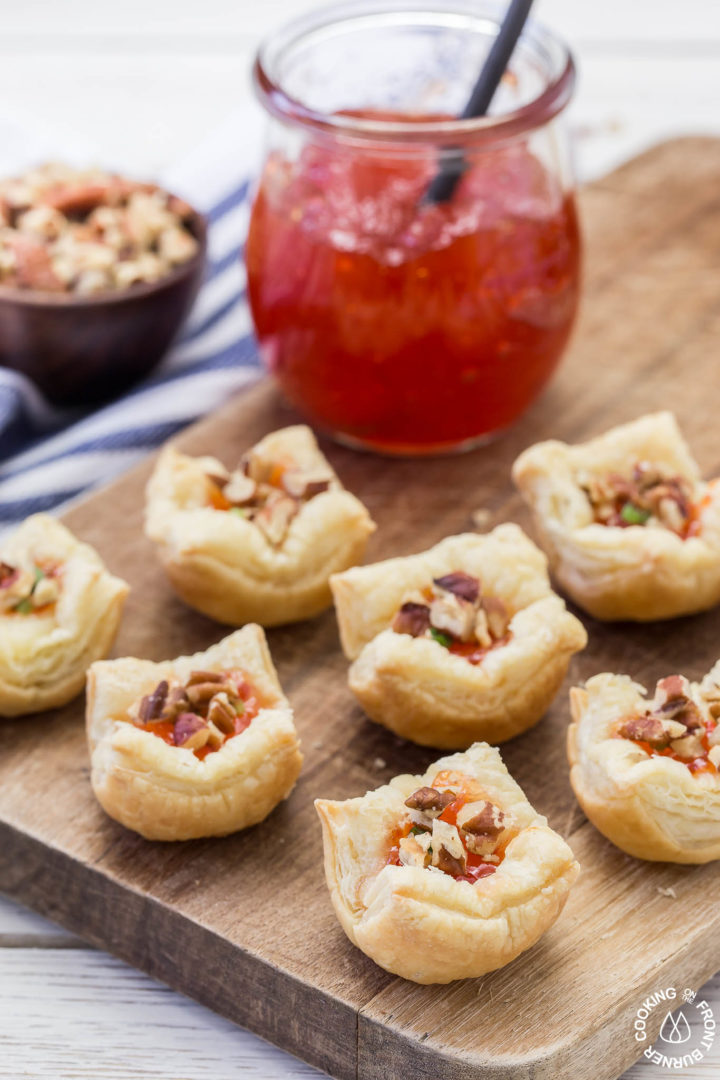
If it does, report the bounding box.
[513,411,720,621]
[145,425,375,627]
[0,514,128,716]
[569,667,720,862]
[86,625,303,840]
[316,742,580,983]
[331,525,586,748]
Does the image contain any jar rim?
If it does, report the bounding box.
[253,0,576,148]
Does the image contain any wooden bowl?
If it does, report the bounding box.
[0,208,207,407]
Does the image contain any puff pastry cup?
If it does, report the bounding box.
[86,625,303,841]
[0,514,128,716]
[145,425,375,627]
[315,742,580,984]
[569,667,720,863]
[512,411,720,621]
[330,525,586,748]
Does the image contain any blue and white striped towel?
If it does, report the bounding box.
[0,106,266,535]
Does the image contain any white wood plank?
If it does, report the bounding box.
[0,949,321,1079]
[0,943,716,1079]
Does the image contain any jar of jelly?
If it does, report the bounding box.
[247,1,580,455]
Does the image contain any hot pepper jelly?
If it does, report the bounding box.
[249,2,579,454]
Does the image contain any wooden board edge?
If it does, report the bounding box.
[0,819,356,1080]
[357,929,720,1080]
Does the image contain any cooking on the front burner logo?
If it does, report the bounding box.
[633,987,716,1070]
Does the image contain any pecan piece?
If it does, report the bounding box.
[483,596,509,640]
[618,714,686,749]
[223,471,257,505]
[404,787,454,815]
[254,494,298,545]
[433,571,480,604]
[186,669,224,686]
[281,468,332,500]
[138,679,169,722]
[435,845,466,877]
[0,561,18,587]
[392,601,430,637]
[460,801,507,841]
[186,680,234,706]
[430,593,475,642]
[173,713,210,750]
[207,692,237,734]
[160,685,190,720]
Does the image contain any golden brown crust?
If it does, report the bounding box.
[315,743,580,984]
[86,625,303,840]
[568,671,720,863]
[0,515,128,716]
[512,412,720,621]
[144,426,375,627]
[331,526,587,748]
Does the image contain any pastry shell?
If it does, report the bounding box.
[315,742,580,984]
[331,525,587,748]
[86,625,303,841]
[0,514,128,716]
[512,411,720,621]
[145,425,375,627]
[568,670,720,863]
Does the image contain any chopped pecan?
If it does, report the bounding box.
[0,561,17,587]
[474,607,492,649]
[392,602,431,637]
[207,692,237,734]
[223,471,257,505]
[429,594,475,642]
[432,572,480,604]
[431,819,466,876]
[186,669,224,686]
[160,685,190,720]
[186,680,234,706]
[254,494,298,545]
[654,675,690,709]
[405,787,455,815]
[173,713,210,750]
[618,714,686,749]
[398,834,429,869]
[138,679,169,722]
[483,596,509,640]
[205,720,226,751]
[435,845,466,877]
[281,468,332,500]
[460,801,507,840]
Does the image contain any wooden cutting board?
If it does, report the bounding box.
[2,137,720,1080]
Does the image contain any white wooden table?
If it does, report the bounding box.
[2,2,720,1077]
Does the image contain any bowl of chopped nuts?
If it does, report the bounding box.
[0,163,207,405]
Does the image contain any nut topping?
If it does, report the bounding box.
[186,669,224,686]
[138,679,169,723]
[432,572,480,604]
[207,692,237,734]
[618,714,686,749]
[254,494,298,545]
[0,562,18,587]
[281,468,332,500]
[173,713,210,750]
[430,819,466,876]
[392,602,431,637]
[404,787,455,815]
[186,680,235,706]
[458,800,513,856]
[223,472,257,506]
[429,593,476,642]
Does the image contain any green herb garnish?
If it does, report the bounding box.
[409,825,426,836]
[620,502,651,526]
[229,506,251,519]
[429,627,453,649]
[14,599,34,614]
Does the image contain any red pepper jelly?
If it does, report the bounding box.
[247,127,580,453]
[250,2,579,453]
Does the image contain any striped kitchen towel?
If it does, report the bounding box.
[0,106,266,534]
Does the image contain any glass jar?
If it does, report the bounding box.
[247,1,580,455]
